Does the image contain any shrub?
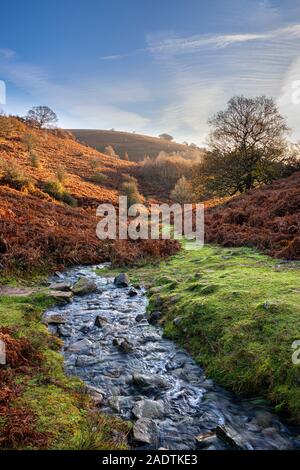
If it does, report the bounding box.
[0,161,32,191]
[43,179,77,207]
[122,173,137,184]
[62,192,77,207]
[29,152,40,168]
[140,152,196,190]
[90,172,108,184]
[90,158,101,170]
[23,133,37,152]
[44,180,65,199]
[170,176,195,203]
[56,165,67,183]
[121,181,144,208]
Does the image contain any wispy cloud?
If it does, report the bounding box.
[0,50,151,131]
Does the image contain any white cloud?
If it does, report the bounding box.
[0,51,151,132]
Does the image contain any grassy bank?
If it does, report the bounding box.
[0,284,130,450]
[101,244,300,422]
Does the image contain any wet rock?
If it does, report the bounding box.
[75,355,100,367]
[80,323,93,334]
[48,290,73,304]
[94,316,108,328]
[42,312,66,325]
[54,271,64,279]
[67,338,93,354]
[135,314,145,322]
[141,334,161,343]
[148,311,162,325]
[113,338,133,353]
[251,411,273,428]
[128,288,138,297]
[49,282,72,291]
[195,431,218,449]
[132,418,158,445]
[132,399,165,419]
[72,278,97,296]
[132,373,168,391]
[109,396,134,413]
[58,325,74,337]
[114,273,130,288]
[216,425,248,449]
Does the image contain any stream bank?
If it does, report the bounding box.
[44,263,300,450]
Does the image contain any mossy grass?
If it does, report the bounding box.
[0,279,130,449]
[98,243,300,422]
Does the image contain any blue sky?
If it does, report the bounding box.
[1,0,300,144]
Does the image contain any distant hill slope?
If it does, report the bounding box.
[0,117,179,272]
[69,129,193,161]
[205,171,300,259]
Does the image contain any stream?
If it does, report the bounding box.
[44,264,300,450]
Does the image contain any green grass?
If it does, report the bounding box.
[98,244,300,422]
[0,285,130,450]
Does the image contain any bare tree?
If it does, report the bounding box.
[193,96,290,197]
[159,133,174,141]
[26,106,58,128]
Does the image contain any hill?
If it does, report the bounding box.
[0,117,179,273]
[205,171,300,259]
[69,129,196,161]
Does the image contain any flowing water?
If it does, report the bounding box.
[45,265,300,450]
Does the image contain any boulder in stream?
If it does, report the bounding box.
[67,338,93,354]
[114,273,130,287]
[132,418,158,445]
[42,312,66,325]
[49,282,72,291]
[113,338,133,353]
[132,373,168,391]
[48,290,73,304]
[132,399,165,419]
[94,316,108,328]
[72,278,97,296]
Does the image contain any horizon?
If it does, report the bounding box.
[1,0,300,145]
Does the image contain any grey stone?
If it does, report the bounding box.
[216,425,248,449]
[48,290,73,304]
[58,325,74,337]
[135,314,145,322]
[42,312,66,325]
[72,278,97,296]
[128,288,138,297]
[113,338,133,353]
[67,338,93,354]
[148,311,162,325]
[75,355,100,367]
[114,273,130,287]
[94,316,108,328]
[132,373,168,391]
[132,399,165,419]
[132,418,158,445]
[49,282,72,291]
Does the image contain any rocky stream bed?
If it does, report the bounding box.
[43,265,300,450]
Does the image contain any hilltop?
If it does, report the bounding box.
[69,129,198,162]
